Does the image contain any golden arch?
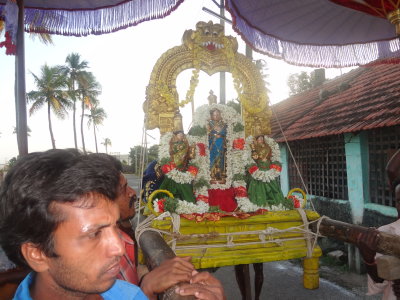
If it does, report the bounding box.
[144,21,271,137]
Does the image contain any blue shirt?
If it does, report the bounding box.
[13,272,148,300]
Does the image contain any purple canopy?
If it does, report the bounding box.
[1,0,399,155]
[225,0,400,67]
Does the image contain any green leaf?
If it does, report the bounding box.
[188,125,207,137]
[233,123,244,132]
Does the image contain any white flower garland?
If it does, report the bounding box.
[156,107,288,214]
[154,198,209,214]
[175,199,209,214]
[236,197,288,213]
[236,135,287,212]
[158,132,196,184]
[157,132,209,214]
[244,135,282,183]
[188,104,249,204]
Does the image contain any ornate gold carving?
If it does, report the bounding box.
[145,21,271,135]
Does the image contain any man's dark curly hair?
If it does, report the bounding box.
[0,149,121,267]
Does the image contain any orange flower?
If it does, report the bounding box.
[196,194,209,203]
[270,164,282,172]
[233,138,245,150]
[187,165,199,176]
[248,165,258,174]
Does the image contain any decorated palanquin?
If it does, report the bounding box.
[140,21,322,290]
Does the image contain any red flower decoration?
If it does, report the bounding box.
[248,165,259,174]
[197,143,206,156]
[157,198,166,212]
[234,186,248,197]
[293,198,301,208]
[0,32,16,56]
[288,195,301,208]
[270,164,282,172]
[233,138,245,150]
[187,165,199,176]
[196,194,209,203]
[161,162,176,174]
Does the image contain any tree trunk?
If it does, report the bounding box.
[94,125,98,153]
[80,98,86,153]
[73,99,77,149]
[48,102,56,149]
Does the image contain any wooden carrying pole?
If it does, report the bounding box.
[131,215,195,300]
[310,217,400,258]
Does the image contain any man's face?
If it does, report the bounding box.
[45,195,125,295]
[116,174,136,221]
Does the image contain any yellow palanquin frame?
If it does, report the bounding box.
[141,21,321,290]
[143,21,271,137]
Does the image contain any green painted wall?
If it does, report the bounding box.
[279,144,289,196]
[344,132,369,224]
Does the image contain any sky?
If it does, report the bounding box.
[0,0,353,164]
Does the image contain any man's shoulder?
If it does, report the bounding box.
[378,219,400,235]
[102,279,147,300]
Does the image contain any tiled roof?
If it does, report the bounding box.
[270,64,400,142]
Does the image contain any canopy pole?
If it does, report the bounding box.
[16,0,28,156]
[219,0,226,105]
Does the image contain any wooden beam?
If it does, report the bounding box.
[131,215,195,300]
[310,218,400,258]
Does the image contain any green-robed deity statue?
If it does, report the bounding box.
[247,135,287,207]
[159,130,196,202]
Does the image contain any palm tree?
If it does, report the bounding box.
[102,138,112,154]
[76,72,101,154]
[62,53,89,149]
[27,64,70,149]
[0,20,53,45]
[86,106,107,153]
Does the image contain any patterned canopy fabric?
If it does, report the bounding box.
[225,0,400,67]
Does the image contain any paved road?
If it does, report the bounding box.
[125,174,377,300]
[212,261,377,300]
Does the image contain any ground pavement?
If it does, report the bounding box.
[125,174,380,300]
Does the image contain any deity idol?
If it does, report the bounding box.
[207,108,227,184]
[159,131,196,203]
[247,135,286,207]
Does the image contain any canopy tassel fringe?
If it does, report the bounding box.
[0,0,184,37]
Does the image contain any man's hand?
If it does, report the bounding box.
[140,256,194,299]
[356,228,379,263]
[175,271,226,300]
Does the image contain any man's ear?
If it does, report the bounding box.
[20,243,49,272]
